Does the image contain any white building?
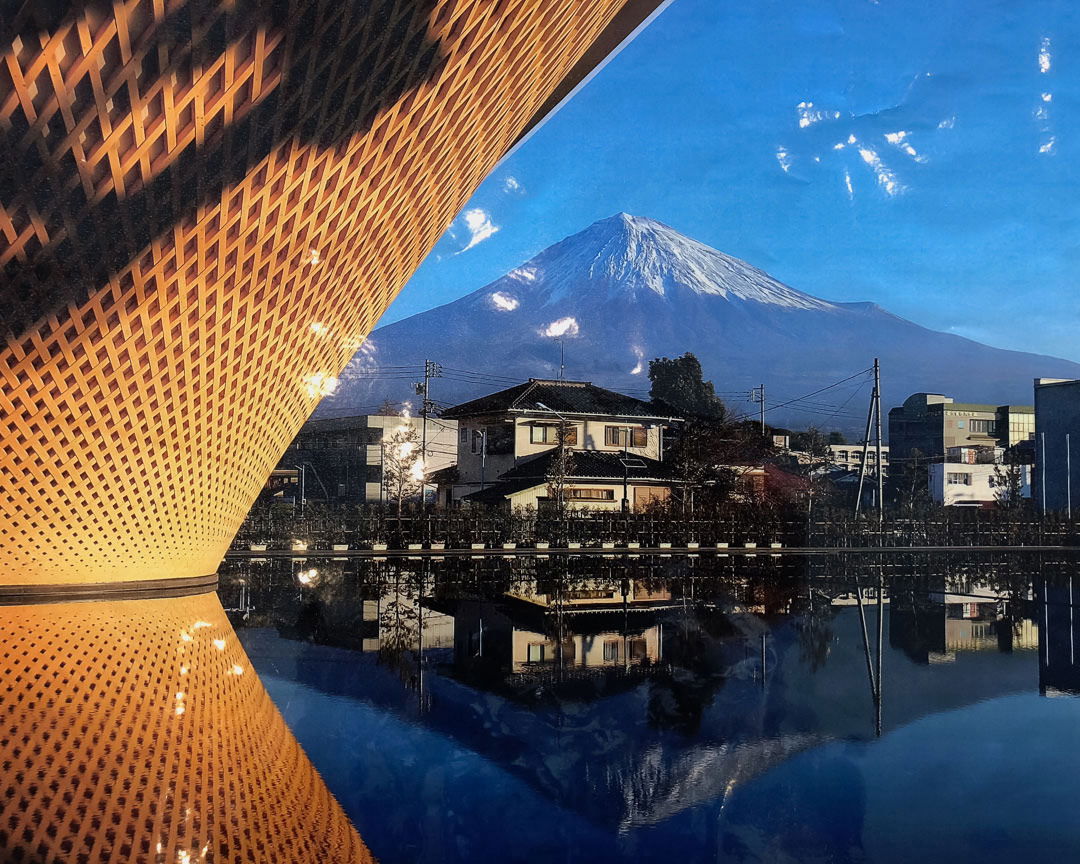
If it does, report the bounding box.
[928,462,1031,507]
[828,443,889,474]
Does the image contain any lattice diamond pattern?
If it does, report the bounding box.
[0,592,371,862]
[0,0,629,584]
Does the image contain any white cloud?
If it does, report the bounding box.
[1039,136,1056,154]
[542,317,580,338]
[456,208,499,253]
[1039,37,1052,74]
[858,146,903,196]
[489,291,519,311]
[937,116,956,129]
[1042,92,1053,102]
[511,266,538,282]
[629,346,645,375]
[843,168,854,200]
[776,145,793,173]
[797,101,841,129]
[884,130,927,163]
[503,175,524,193]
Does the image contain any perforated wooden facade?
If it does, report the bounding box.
[0,0,655,586]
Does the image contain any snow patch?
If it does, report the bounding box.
[543,317,580,338]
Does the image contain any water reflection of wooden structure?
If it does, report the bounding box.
[0,593,369,863]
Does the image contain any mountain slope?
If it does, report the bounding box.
[318,214,1080,431]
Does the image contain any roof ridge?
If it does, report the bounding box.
[510,379,541,411]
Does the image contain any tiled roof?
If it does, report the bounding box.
[498,449,673,482]
[441,379,672,420]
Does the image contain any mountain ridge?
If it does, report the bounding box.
[317,214,1080,431]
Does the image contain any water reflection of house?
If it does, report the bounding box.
[891,583,1037,664]
[453,579,677,690]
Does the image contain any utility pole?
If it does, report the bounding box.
[874,358,884,522]
[482,428,488,492]
[854,361,881,518]
[749,385,766,436]
[415,360,441,506]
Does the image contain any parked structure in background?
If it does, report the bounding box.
[928,462,1031,508]
[828,443,890,474]
[264,414,457,505]
[1034,378,1080,514]
[889,393,1035,462]
[437,379,678,510]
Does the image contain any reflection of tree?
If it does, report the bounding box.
[792,587,839,672]
[377,567,423,691]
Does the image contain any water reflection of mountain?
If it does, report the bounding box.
[222,554,1061,832]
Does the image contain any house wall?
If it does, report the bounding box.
[928,463,1031,507]
[452,412,665,499]
[499,481,670,512]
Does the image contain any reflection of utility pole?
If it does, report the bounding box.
[749,385,766,436]
[855,574,886,737]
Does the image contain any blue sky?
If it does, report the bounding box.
[382,0,1080,362]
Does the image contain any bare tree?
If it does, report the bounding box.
[382,424,424,516]
[993,459,1028,512]
[545,419,577,519]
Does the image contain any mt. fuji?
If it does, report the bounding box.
[318,214,1080,431]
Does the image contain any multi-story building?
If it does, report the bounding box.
[828,443,890,474]
[1033,378,1080,513]
[888,393,1035,462]
[268,413,458,505]
[438,379,678,510]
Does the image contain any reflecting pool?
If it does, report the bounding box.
[218,552,1080,863]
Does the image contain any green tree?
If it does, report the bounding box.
[648,353,727,420]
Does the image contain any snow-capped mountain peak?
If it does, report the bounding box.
[503,213,837,311]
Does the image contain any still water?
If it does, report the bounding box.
[217,552,1080,864]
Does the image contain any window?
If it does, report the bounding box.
[567,488,615,501]
[947,472,972,485]
[629,639,648,661]
[526,643,546,663]
[471,429,485,454]
[530,423,577,445]
[459,426,468,444]
[956,420,965,429]
[603,641,620,662]
[605,426,647,447]
[969,419,996,435]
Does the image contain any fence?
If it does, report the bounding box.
[231,503,1080,551]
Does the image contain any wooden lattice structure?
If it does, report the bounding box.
[0,0,661,587]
